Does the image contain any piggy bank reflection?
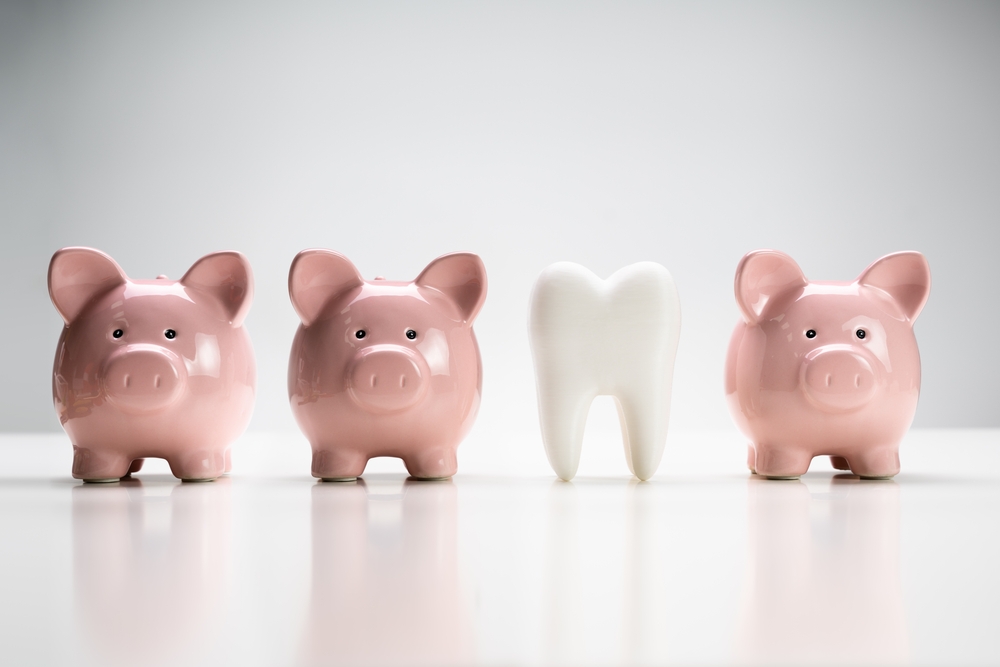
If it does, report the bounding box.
[301,478,474,666]
[734,476,908,664]
[72,479,231,666]
[726,250,931,479]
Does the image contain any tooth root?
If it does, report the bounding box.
[536,378,596,481]
[529,261,681,481]
[616,385,670,481]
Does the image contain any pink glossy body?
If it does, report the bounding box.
[49,248,256,482]
[288,250,487,480]
[725,250,931,479]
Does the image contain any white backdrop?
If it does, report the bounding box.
[2,1,998,444]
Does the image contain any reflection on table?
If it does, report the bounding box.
[735,475,908,665]
[541,479,671,666]
[301,477,474,666]
[72,477,231,666]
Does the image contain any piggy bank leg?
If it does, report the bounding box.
[72,447,133,483]
[747,445,757,474]
[829,456,851,471]
[312,447,368,481]
[403,447,458,480]
[752,443,812,480]
[167,449,227,482]
[224,448,233,474]
[847,447,900,479]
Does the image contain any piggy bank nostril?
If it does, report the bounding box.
[825,374,831,387]
[154,375,162,389]
[370,375,377,388]
[400,375,406,389]
[123,374,131,389]
[855,375,861,388]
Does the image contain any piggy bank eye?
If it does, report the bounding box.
[805,329,817,339]
[112,329,124,339]
[856,329,866,340]
[406,329,417,340]
[164,329,177,340]
[355,330,366,340]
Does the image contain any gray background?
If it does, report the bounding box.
[2,0,998,437]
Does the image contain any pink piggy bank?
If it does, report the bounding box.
[287,250,487,481]
[48,248,256,482]
[725,250,931,479]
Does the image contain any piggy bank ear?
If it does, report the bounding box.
[415,253,487,323]
[181,252,254,326]
[857,251,931,322]
[734,250,807,324]
[48,247,127,325]
[288,249,364,326]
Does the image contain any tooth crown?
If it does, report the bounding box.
[529,262,681,481]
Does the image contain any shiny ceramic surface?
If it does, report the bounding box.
[48,247,256,482]
[725,250,931,478]
[528,262,681,481]
[287,250,487,480]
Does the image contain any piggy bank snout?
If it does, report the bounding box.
[103,345,185,414]
[348,345,428,413]
[801,346,878,412]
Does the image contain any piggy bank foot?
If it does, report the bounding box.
[72,447,133,482]
[753,445,812,480]
[167,450,227,482]
[848,448,900,479]
[312,449,367,481]
[747,445,757,474]
[829,456,851,471]
[404,448,458,480]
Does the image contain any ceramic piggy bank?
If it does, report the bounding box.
[726,250,931,479]
[48,247,256,482]
[288,250,487,480]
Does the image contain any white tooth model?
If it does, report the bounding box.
[528,262,681,481]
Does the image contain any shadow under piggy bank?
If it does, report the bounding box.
[72,477,231,666]
[734,475,908,665]
[301,477,475,666]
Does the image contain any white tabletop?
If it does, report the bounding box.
[1,428,997,666]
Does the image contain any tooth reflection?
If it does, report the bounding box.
[542,480,671,665]
[622,480,670,664]
[302,478,474,666]
[541,481,584,664]
[734,476,908,664]
[72,478,231,666]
